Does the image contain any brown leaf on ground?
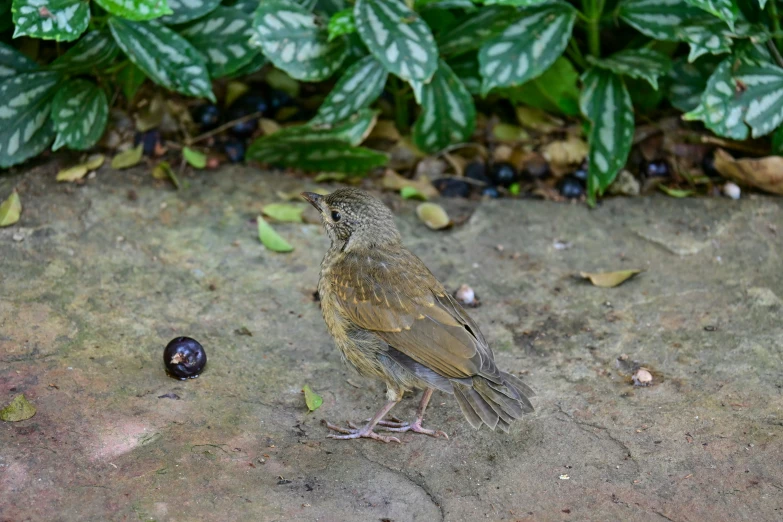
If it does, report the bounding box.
[542,136,588,169]
[713,149,783,195]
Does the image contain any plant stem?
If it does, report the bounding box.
[769,0,783,56]
[582,0,605,58]
[567,39,589,70]
[391,77,408,134]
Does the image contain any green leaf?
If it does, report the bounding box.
[580,68,635,205]
[447,53,481,95]
[437,6,516,57]
[257,217,294,252]
[288,108,379,146]
[328,8,355,41]
[262,203,305,222]
[0,71,59,168]
[183,146,206,168]
[312,54,388,124]
[354,0,438,82]
[0,191,21,227]
[483,0,548,5]
[684,0,738,28]
[117,62,147,101]
[400,185,427,200]
[666,55,721,112]
[152,160,181,188]
[109,18,215,101]
[478,1,577,95]
[111,143,144,169]
[248,138,387,173]
[12,0,89,41]
[179,6,260,78]
[589,48,672,90]
[49,31,120,74]
[0,42,37,78]
[51,79,108,151]
[226,52,268,79]
[302,384,323,411]
[684,53,783,139]
[412,60,475,153]
[94,0,172,21]
[619,0,732,62]
[161,0,220,24]
[0,394,36,421]
[658,185,694,197]
[499,56,580,116]
[252,0,348,81]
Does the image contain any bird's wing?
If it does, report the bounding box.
[332,248,500,382]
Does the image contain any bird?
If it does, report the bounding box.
[301,188,534,442]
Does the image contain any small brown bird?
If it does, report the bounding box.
[302,188,534,442]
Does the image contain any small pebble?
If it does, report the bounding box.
[455,284,475,305]
[632,368,653,386]
[723,182,741,200]
[12,233,24,242]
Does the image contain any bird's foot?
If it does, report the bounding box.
[323,420,401,443]
[377,419,448,439]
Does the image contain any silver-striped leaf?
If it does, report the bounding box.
[478,1,576,95]
[248,138,387,173]
[666,55,720,112]
[0,42,37,78]
[49,30,120,73]
[447,54,481,95]
[109,18,215,101]
[412,59,476,153]
[684,52,783,139]
[251,0,348,81]
[683,0,738,28]
[179,6,259,78]
[12,0,90,42]
[94,0,172,21]
[482,0,549,5]
[226,52,267,78]
[588,48,672,90]
[264,109,378,146]
[51,79,108,151]
[436,6,516,57]
[161,0,220,25]
[580,68,635,203]
[0,71,59,168]
[312,55,387,124]
[354,0,438,82]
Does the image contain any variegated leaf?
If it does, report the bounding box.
[580,68,635,204]
[478,1,576,95]
[483,0,548,5]
[327,8,355,41]
[51,79,108,151]
[312,55,387,124]
[0,42,37,78]
[684,0,738,28]
[447,53,481,95]
[95,0,172,20]
[49,31,120,73]
[269,109,379,146]
[248,138,387,173]
[179,6,259,78]
[412,60,476,153]
[226,52,267,78]
[12,0,90,41]
[589,48,672,90]
[161,0,220,25]
[666,55,721,112]
[500,56,580,115]
[315,0,345,14]
[0,71,59,168]
[684,52,783,139]
[227,0,260,13]
[109,18,215,101]
[354,0,438,82]
[251,0,348,81]
[437,6,516,57]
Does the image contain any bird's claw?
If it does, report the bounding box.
[377,420,448,439]
[323,420,402,443]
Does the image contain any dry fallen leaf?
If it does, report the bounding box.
[0,394,36,422]
[369,119,401,142]
[515,106,563,133]
[493,123,529,143]
[416,202,451,230]
[382,169,438,198]
[542,136,588,168]
[713,149,783,195]
[580,269,643,288]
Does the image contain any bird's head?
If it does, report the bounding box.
[301,188,401,250]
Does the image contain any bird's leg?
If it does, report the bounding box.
[324,400,402,443]
[377,389,448,439]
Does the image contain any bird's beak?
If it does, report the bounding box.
[301,192,324,211]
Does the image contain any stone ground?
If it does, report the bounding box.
[1,164,782,522]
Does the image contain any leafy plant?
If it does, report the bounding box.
[0,0,781,205]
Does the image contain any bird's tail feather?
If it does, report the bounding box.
[452,373,534,432]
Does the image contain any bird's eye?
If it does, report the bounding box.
[331,210,341,222]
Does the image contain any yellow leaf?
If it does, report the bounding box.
[416,202,451,230]
[580,270,643,288]
[515,106,563,133]
[0,191,22,227]
[382,169,438,198]
[84,153,106,171]
[302,385,323,411]
[111,144,144,170]
[0,394,36,422]
[56,165,89,182]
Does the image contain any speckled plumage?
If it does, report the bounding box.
[303,188,534,441]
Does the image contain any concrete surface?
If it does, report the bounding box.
[0,164,781,522]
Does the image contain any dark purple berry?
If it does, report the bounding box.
[701,151,719,178]
[643,159,670,178]
[465,161,490,185]
[223,140,246,163]
[163,337,206,380]
[433,178,471,198]
[481,186,500,198]
[489,162,518,187]
[224,94,268,138]
[192,104,220,131]
[268,90,292,109]
[558,176,585,199]
[134,129,161,156]
[572,166,588,182]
